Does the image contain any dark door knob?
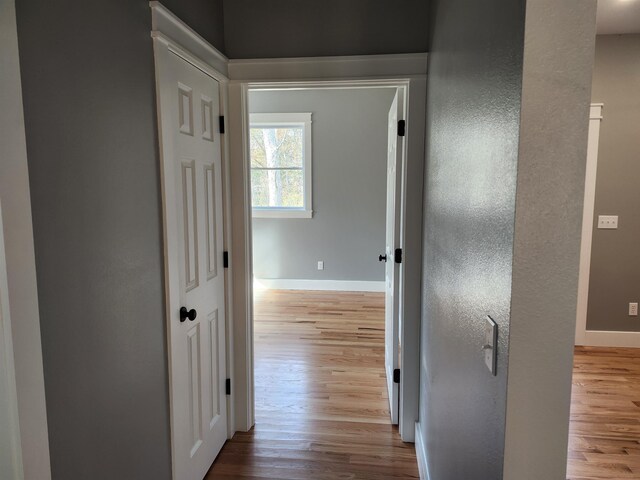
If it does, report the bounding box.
[379,254,387,262]
[180,307,197,322]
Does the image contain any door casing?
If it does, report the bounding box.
[230,77,426,442]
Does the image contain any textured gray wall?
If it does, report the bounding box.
[419,0,525,477]
[250,88,393,281]
[13,0,223,478]
[503,1,596,478]
[223,0,429,59]
[587,35,640,332]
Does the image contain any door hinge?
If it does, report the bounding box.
[223,251,229,269]
[394,248,402,264]
[397,119,405,137]
[393,368,400,384]
[219,115,225,134]
[225,378,231,395]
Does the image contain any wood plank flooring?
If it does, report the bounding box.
[567,346,640,480]
[206,290,640,479]
[206,289,419,479]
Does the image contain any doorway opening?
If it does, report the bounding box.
[209,81,419,477]
[248,85,401,421]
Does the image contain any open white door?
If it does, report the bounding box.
[155,50,228,480]
[0,202,24,480]
[383,91,403,425]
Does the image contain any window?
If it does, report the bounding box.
[249,113,312,218]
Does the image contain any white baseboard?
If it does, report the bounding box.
[254,278,385,293]
[580,330,640,348]
[415,422,429,480]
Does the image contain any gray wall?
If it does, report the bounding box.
[420,0,596,478]
[587,34,640,332]
[250,88,394,282]
[0,0,51,477]
[164,0,225,53]
[419,0,525,476]
[14,0,223,478]
[503,1,596,478]
[223,0,428,59]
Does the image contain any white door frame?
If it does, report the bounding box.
[575,104,640,348]
[227,56,427,442]
[150,0,237,455]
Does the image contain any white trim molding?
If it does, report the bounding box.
[228,53,428,81]
[150,1,229,78]
[575,103,603,346]
[581,330,640,348]
[255,278,385,293]
[229,73,427,442]
[415,423,430,480]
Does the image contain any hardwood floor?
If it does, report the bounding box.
[206,289,419,479]
[206,290,640,479]
[567,346,640,480]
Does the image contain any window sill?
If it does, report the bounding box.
[252,209,313,219]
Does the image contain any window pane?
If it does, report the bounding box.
[250,126,303,168]
[251,169,304,208]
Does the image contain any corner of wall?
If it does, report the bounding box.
[503,1,597,478]
[0,0,52,478]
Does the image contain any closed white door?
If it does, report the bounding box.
[384,91,403,425]
[0,202,24,480]
[157,51,227,480]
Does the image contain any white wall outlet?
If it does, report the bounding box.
[597,215,618,229]
[630,303,638,317]
[317,261,324,271]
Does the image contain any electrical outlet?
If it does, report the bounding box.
[317,261,324,271]
[630,303,638,317]
[598,215,618,229]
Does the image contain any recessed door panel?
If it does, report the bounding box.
[208,310,220,428]
[187,324,202,457]
[204,165,217,280]
[182,161,199,291]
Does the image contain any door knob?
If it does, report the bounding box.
[180,307,197,322]
[379,254,387,262]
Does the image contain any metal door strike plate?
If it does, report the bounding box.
[483,316,498,376]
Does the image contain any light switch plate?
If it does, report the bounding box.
[598,215,618,229]
[484,316,498,376]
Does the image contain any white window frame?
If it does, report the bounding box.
[249,112,313,218]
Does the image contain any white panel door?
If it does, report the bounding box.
[384,91,403,425]
[158,51,227,480]
[0,202,24,480]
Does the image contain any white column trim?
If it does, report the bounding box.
[575,103,604,345]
